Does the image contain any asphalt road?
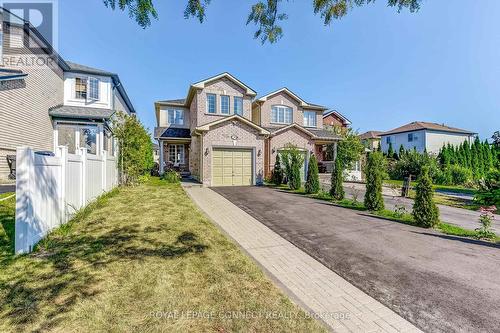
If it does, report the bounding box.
[213,186,500,333]
[319,177,499,234]
[0,185,15,194]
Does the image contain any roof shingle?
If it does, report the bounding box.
[154,127,191,139]
[48,105,114,119]
[382,122,475,136]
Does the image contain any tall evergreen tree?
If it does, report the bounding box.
[387,142,394,158]
[330,156,345,200]
[399,144,406,159]
[305,154,320,194]
[272,153,284,185]
[364,152,385,211]
[413,166,439,227]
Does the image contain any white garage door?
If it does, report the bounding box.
[212,148,253,186]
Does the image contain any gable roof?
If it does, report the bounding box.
[359,131,384,140]
[382,121,476,136]
[264,124,341,141]
[192,72,257,96]
[323,110,352,125]
[65,61,136,114]
[195,115,270,135]
[255,88,327,110]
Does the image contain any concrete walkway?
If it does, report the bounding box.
[184,184,422,333]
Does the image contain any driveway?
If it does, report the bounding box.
[318,176,499,234]
[0,184,15,195]
[213,186,500,333]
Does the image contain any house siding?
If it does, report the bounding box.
[0,25,64,180]
[425,131,474,154]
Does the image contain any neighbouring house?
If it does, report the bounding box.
[380,121,476,155]
[154,74,341,186]
[359,131,383,152]
[0,7,135,181]
[322,109,352,129]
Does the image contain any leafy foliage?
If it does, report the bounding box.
[103,0,158,27]
[412,166,439,228]
[113,113,154,185]
[104,0,422,43]
[475,169,500,207]
[271,153,284,185]
[389,148,438,181]
[336,127,364,170]
[305,154,320,194]
[364,152,385,211]
[281,144,304,190]
[330,156,345,200]
[161,170,181,183]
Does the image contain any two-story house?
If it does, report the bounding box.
[155,73,341,187]
[0,7,135,180]
[380,121,476,155]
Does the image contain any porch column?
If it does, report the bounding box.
[159,140,165,175]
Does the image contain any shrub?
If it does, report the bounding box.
[476,207,496,239]
[113,113,154,185]
[272,154,284,185]
[305,154,320,194]
[161,170,181,183]
[449,165,473,185]
[413,167,439,228]
[364,152,385,211]
[389,149,439,181]
[281,144,304,190]
[330,157,345,200]
[475,169,500,206]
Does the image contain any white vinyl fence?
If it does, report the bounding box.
[15,146,118,254]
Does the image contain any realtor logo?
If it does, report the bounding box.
[1,0,58,55]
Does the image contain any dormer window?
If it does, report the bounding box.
[75,77,87,99]
[271,105,292,124]
[303,111,317,127]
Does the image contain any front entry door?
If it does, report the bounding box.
[212,149,253,186]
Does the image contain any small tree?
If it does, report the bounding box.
[305,154,320,194]
[364,151,385,211]
[330,156,345,200]
[412,166,439,228]
[272,153,284,185]
[113,113,154,185]
[387,142,394,158]
[281,144,304,190]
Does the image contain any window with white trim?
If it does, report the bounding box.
[75,77,87,99]
[167,109,184,125]
[221,95,230,114]
[88,77,99,100]
[271,105,293,124]
[169,144,185,164]
[207,93,216,114]
[303,111,317,127]
[234,96,243,115]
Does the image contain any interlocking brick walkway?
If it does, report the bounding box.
[184,184,422,333]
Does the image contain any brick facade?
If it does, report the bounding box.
[200,120,266,186]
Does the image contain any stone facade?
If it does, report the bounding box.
[200,120,266,186]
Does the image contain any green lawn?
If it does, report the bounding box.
[0,180,325,333]
[383,179,477,195]
[0,192,14,200]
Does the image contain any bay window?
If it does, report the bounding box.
[271,106,293,124]
[303,111,317,127]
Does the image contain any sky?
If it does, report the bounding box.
[56,0,499,140]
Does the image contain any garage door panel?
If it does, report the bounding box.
[212,148,253,186]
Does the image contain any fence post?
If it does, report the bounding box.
[56,146,68,224]
[79,148,87,206]
[15,147,35,254]
[102,150,107,192]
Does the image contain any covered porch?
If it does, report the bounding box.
[159,139,191,174]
